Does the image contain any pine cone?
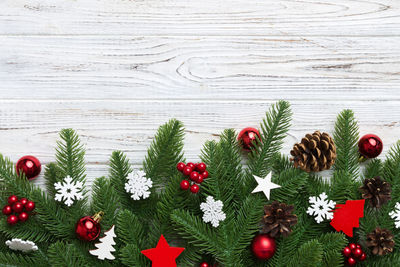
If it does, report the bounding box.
[360,176,391,208]
[290,131,336,172]
[366,228,395,255]
[261,201,298,238]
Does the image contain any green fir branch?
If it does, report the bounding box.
[364,159,383,179]
[383,141,400,185]
[48,241,89,267]
[288,239,324,267]
[44,163,63,198]
[109,151,132,210]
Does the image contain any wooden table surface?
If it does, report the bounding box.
[0,0,399,188]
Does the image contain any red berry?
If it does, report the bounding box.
[25,201,35,212]
[348,243,356,250]
[197,175,204,184]
[342,246,352,257]
[190,184,200,194]
[186,162,195,170]
[183,166,192,176]
[200,262,210,267]
[196,163,207,172]
[7,215,18,225]
[2,205,12,215]
[355,244,361,249]
[347,257,357,266]
[190,172,199,181]
[8,195,18,205]
[19,198,28,206]
[201,170,209,179]
[12,202,24,213]
[176,162,186,172]
[180,180,190,190]
[18,212,29,222]
[359,252,366,261]
[353,248,362,258]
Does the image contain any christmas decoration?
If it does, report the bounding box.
[252,172,281,200]
[330,199,365,237]
[389,202,400,228]
[89,225,116,260]
[359,176,391,208]
[177,162,208,194]
[199,262,210,267]
[5,238,38,252]
[237,127,261,151]
[342,243,366,266]
[306,192,336,223]
[141,235,184,267]
[290,131,336,172]
[251,234,276,260]
[75,211,103,241]
[6,215,18,225]
[2,196,35,225]
[16,155,41,180]
[366,227,395,255]
[54,176,83,206]
[262,201,297,238]
[124,170,153,200]
[358,134,383,159]
[200,196,226,227]
[8,195,18,205]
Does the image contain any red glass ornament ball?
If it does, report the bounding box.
[180,180,190,190]
[196,163,207,172]
[342,246,352,257]
[353,248,363,258]
[8,195,18,205]
[177,162,186,172]
[16,155,41,180]
[199,262,210,267]
[359,252,366,261]
[25,201,35,212]
[19,198,28,206]
[251,234,276,260]
[12,202,24,213]
[201,171,209,179]
[75,216,101,241]
[2,205,12,215]
[7,215,18,225]
[347,257,357,266]
[190,184,200,194]
[186,162,196,170]
[197,175,204,184]
[348,243,357,250]
[18,212,29,222]
[358,134,383,159]
[238,127,261,150]
[190,171,199,182]
[183,166,193,176]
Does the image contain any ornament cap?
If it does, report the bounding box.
[92,211,104,223]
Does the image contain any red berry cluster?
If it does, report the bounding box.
[2,195,35,225]
[177,162,209,194]
[342,243,366,266]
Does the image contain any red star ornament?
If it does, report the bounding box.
[330,199,365,237]
[141,235,185,267]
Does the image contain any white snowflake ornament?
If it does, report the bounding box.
[54,176,83,206]
[307,192,336,223]
[125,170,153,200]
[6,238,38,253]
[200,196,226,227]
[389,202,400,228]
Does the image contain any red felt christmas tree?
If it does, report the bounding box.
[330,199,365,237]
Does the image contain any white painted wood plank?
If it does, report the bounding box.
[0,36,399,100]
[0,100,398,189]
[0,0,399,36]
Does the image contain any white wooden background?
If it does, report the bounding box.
[0,0,399,189]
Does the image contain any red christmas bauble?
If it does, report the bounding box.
[359,252,366,261]
[12,202,24,213]
[8,195,18,205]
[7,215,18,225]
[177,162,186,172]
[347,257,357,266]
[2,205,12,215]
[342,246,352,257]
[348,243,357,250]
[25,201,35,212]
[238,127,261,151]
[199,262,210,267]
[201,171,209,179]
[251,234,276,260]
[353,248,363,258]
[190,184,200,194]
[75,212,103,241]
[358,134,383,159]
[180,180,190,190]
[190,172,199,182]
[16,156,41,180]
[18,212,29,222]
[196,163,207,172]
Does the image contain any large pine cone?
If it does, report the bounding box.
[290,131,336,172]
[360,176,391,208]
[261,201,298,238]
[366,228,395,255]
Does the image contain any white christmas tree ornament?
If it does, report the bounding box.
[124,170,153,200]
[6,238,38,252]
[89,225,116,260]
[200,196,226,227]
[307,192,336,223]
[389,202,400,228]
[54,176,83,206]
[252,172,281,200]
